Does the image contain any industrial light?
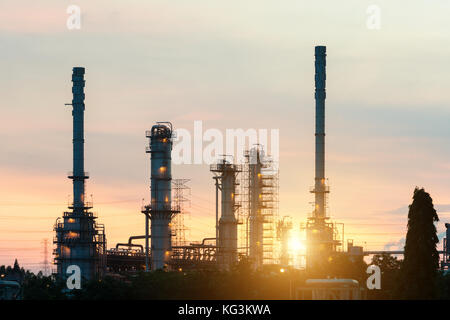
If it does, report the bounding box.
[66,231,80,239]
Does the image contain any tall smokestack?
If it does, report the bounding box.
[306,46,342,274]
[71,67,87,209]
[306,46,336,274]
[314,46,327,219]
[54,67,106,282]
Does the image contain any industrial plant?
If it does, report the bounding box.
[52,46,450,287]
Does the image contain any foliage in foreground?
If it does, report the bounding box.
[397,188,440,299]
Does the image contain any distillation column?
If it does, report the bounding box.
[144,123,178,270]
[210,159,241,270]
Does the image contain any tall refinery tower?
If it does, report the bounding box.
[143,122,178,271]
[244,145,278,269]
[54,67,106,281]
[313,46,328,223]
[210,157,241,270]
[247,147,264,269]
[306,46,341,274]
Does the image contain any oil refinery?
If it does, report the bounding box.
[2,0,450,309]
[50,46,450,286]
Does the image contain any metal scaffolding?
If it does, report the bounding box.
[172,179,191,247]
[241,145,279,268]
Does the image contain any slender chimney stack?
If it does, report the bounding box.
[71,67,87,209]
[314,46,327,219]
[54,68,106,282]
[306,46,337,274]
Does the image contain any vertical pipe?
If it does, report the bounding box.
[145,213,149,271]
[215,178,219,244]
[314,46,326,219]
[71,67,86,210]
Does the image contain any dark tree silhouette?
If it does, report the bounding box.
[13,259,20,272]
[368,254,402,299]
[325,253,368,285]
[398,187,439,299]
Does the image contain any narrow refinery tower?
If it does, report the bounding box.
[243,145,278,269]
[210,157,241,269]
[54,67,106,281]
[247,147,264,269]
[306,46,341,274]
[143,122,178,270]
[313,46,327,221]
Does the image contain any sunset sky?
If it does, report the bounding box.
[1,1,450,272]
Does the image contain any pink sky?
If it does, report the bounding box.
[1,1,450,272]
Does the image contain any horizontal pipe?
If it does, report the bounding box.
[201,237,216,245]
[128,235,148,244]
[115,243,144,252]
[113,235,150,252]
[364,250,444,255]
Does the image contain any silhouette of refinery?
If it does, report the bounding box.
[51,47,450,283]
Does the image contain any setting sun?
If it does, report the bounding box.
[288,235,306,253]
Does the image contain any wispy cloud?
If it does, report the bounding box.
[385,204,450,215]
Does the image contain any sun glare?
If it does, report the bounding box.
[288,235,305,253]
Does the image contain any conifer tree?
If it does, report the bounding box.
[398,188,439,299]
